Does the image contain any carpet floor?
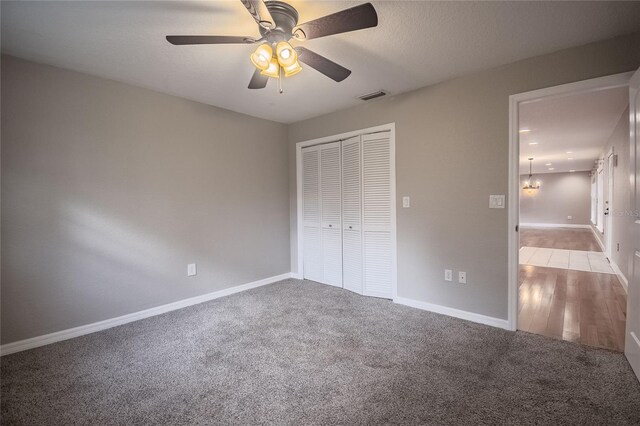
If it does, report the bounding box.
[2,279,639,425]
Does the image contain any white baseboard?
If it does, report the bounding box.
[0,272,293,356]
[393,297,510,330]
[609,260,629,293]
[589,225,606,252]
[520,223,591,229]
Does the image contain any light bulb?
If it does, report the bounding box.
[250,44,273,71]
[276,41,297,67]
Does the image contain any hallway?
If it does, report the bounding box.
[518,227,627,351]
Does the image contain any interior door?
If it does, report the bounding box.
[302,146,323,283]
[596,165,605,233]
[362,132,393,298]
[605,151,614,259]
[320,142,343,287]
[342,136,363,294]
[625,67,640,381]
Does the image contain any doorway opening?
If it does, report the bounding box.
[508,73,633,351]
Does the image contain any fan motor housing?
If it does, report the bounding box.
[260,1,299,42]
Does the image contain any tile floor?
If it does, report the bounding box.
[519,246,615,274]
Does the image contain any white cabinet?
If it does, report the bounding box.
[301,130,394,299]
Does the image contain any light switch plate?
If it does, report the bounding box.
[187,263,197,277]
[402,196,411,208]
[489,195,505,209]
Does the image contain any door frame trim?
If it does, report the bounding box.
[294,123,397,299]
[508,72,633,331]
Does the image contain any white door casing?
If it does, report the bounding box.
[625,67,640,381]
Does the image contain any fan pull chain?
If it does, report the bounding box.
[278,65,283,94]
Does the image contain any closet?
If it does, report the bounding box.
[301,130,394,299]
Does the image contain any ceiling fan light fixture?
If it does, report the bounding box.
[260,57,281,78]
[276,41,297,67]
[250,43,273,71]
[283,61,302,77]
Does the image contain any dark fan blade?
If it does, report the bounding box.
[293,3,377,41]
[240,0,276,29]
[296,47,351,82]
[166,35,256,45]
[248,69,269,89]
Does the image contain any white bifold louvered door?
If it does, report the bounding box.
[341,136,363,294]
[301,130,393,299]
[362,132,393,298]
[302,142,343,288]
[302,146,323,283]
[320,142,343,287]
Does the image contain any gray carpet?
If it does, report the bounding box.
[2,279,639,425]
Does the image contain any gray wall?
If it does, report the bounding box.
[598,107,633,281]
[1,55,290,344]
[519,171,591,225]
[288,32,640,320]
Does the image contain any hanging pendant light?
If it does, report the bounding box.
[523,158,541,194]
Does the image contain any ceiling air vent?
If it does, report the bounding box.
[358,90,387,101]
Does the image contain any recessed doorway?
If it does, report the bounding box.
[508,73,633,352]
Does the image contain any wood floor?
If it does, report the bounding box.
[520,227,602,251]
[518,227,627,351]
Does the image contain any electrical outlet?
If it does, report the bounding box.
[458,271,467,284]
[567,215,572,220]
[402,196,411,208]
[187,263,197,277]
[445,269,453,282]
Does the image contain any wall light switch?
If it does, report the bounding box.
[489,195,505,209]
[402,196,411,208]
[567,215,572,220]
[445,269,453,282]
[458,271,467,284]
[187,263,197,277]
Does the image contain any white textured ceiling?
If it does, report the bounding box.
[2,1,640,123]
[519,86,629,175]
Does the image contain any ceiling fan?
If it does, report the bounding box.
[166,0,378,91]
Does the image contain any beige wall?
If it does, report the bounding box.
[288,33,640,320]
[1,55,290,344]
[520,172,591,225]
